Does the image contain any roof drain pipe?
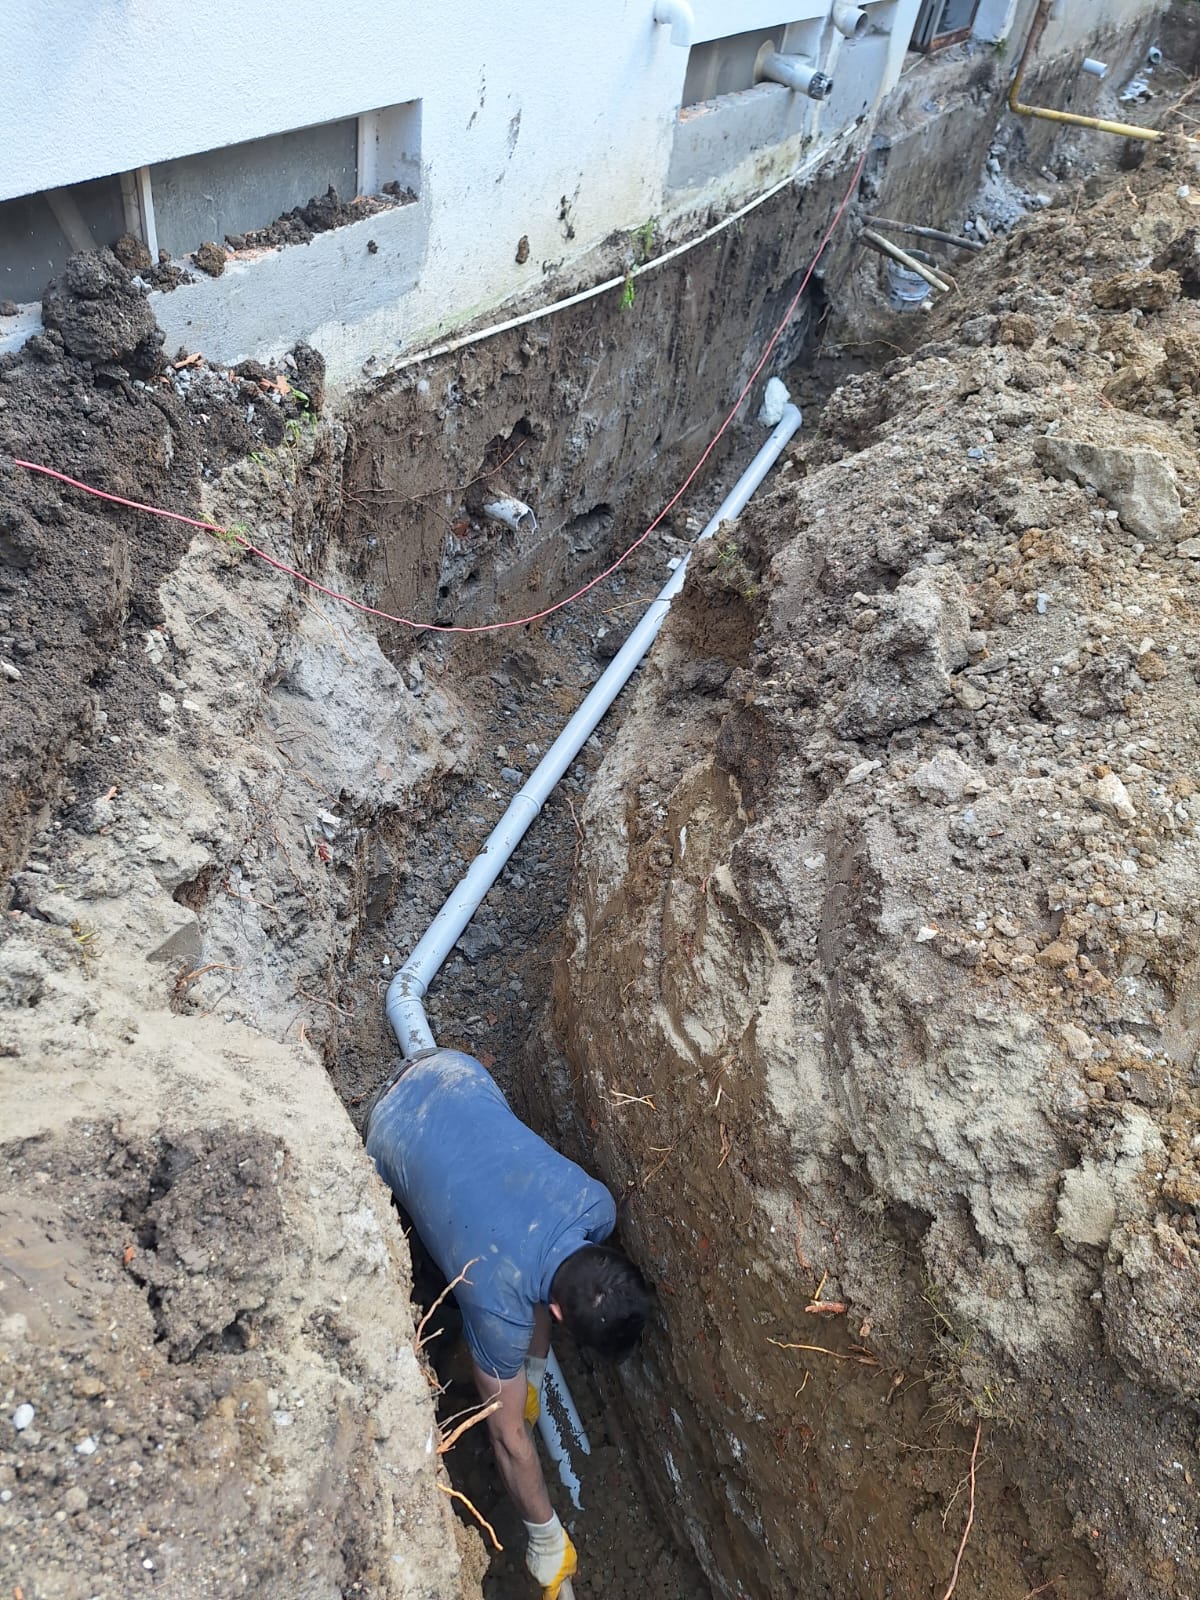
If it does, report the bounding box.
[384,396,803,1510]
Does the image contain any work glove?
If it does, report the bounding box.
[524,1512,577,1599]
[524,1354,547,1427]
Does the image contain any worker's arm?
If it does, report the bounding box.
[474,1364,553,1523]
[474,1362,578,1598]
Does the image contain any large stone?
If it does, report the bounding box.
[1036,435,1181,544]
[838,567,970,739]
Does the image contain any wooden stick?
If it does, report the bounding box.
[863,215,985,251]
[860,230,951,294]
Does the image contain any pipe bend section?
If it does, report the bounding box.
[653,0,694,49]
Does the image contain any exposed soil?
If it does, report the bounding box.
[0,260,469,1598]
[222,184,414,258]
[551,137,1200,1599]
[0,247,326,881]
[5,60,1200,1600]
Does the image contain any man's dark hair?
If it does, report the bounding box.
[550,1246,650,1361]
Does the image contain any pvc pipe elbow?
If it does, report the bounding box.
[483,498,538,534]
[832,3,868,40]
[653,0,694,48]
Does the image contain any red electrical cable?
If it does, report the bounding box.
[12,146,866,636]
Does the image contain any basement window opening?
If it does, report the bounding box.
[0,175,129,305]
[910,0,983,53]
[681,20,827,107]
[148,100,422,259]
[0,100,421,308]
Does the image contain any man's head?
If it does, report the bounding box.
[548,1246,650,1361]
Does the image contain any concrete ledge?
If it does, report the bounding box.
[668,83,812,194]
[153,195,431,374]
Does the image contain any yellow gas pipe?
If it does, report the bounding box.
[1008,0,1165,142]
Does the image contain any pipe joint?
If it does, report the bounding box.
[760,52,834,100]
[653,0,694,48]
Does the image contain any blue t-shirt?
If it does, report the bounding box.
[366,1049,616,1378]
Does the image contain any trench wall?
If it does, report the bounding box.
[338,159,863,637]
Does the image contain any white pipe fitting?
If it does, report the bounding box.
[1081,58,1108,79]
[483,497,538,534]
[832,3,868,40]
[653,0,694,48]
[760,52,834,100]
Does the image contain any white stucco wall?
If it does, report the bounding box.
[4,0,932,384]
[0,0,1170,389]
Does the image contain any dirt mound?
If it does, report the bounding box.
[222,184,411,257]
[0,251,325,880]
[0,415,471,1598]
[555,141,1200,1599]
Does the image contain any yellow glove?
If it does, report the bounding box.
[524,1354,547,1427]
[524,1512,577,1599]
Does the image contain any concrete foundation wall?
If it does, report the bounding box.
[0,0,1173,390]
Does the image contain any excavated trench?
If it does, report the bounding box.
[319,185,855,1599]
[5,22,1199,1596]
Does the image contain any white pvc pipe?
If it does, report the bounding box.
[383,404,802,1508]
[653,0,694,48]
[483,497,538,534]
[832,3,868,39]
[535,1348,592,1509]
[385,399,803,1058]
[1081,58,1108,79]
[760,52,834,99]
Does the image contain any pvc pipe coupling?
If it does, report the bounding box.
[1081,58,1108,79]
[483,498,538,534]
[760,52,834,100]
[832,3,868,40]
[652,0,694,48]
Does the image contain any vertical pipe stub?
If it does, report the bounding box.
[832,3,869,40]
[652,0,694,48]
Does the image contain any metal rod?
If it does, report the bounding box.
[862,215,984,252]
[860,230,951,294]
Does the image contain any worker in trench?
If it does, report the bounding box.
[364,1047,651,1598]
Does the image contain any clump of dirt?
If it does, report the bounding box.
[553,139,1200,1600]
[222,183,413,257]
[193,240,227,278]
